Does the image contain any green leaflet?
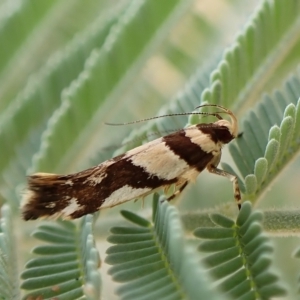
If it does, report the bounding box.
[106,196,223,300]
[195,202,286,300]
[254,158,268,186]
[21,215,100,300]
[120,210,152,227]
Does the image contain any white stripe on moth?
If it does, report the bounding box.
[61,197,84,216]
[125,138,163,157]
[128,141,189,180]
[100,185,151,208]
[85,173,107,186]
[184,126,221,155]
[83,160,114,186]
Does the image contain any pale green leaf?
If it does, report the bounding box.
[32,0,191,174]
[196,202,286,299]
[254,158,268,186]
[106,197,223,300]
[0,4,124,207]
[21,216,100,299]
[202,0,300,112]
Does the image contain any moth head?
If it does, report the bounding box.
[196,104,238,139]
[215,113,238,138]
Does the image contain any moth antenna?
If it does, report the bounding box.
[105,112,199,126]
[105,111,224,126]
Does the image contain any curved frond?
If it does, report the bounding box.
[225,69,300,203]
[0,0,118,107]
[0,0,57,108]
[195,201,286,299]
[0,6,123,207]
[200,0,300,113]
[21,215,100,299]
[106,196,223,300]
[32,0,189,174]
[0,205,19,299]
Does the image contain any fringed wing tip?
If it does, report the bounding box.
[21,172,66,221]
[21,189,43,220]
[21,189,71,221]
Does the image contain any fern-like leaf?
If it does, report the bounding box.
[201,0,300,113]
[0,0,58,108]
[0,6,122,207]
[21,215,100,299]
[106,195,223,300]
[225,70,300,202]
[195,201,286,299]
[32,0,188,174]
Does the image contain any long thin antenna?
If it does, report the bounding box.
[105,112,208,126]
[104,105,232,126]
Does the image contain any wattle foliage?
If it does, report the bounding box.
[0,0,299,298]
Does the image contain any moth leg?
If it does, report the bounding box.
[207,165,241,209]
[167,181,188,201]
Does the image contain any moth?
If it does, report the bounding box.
[22,104,241,220]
